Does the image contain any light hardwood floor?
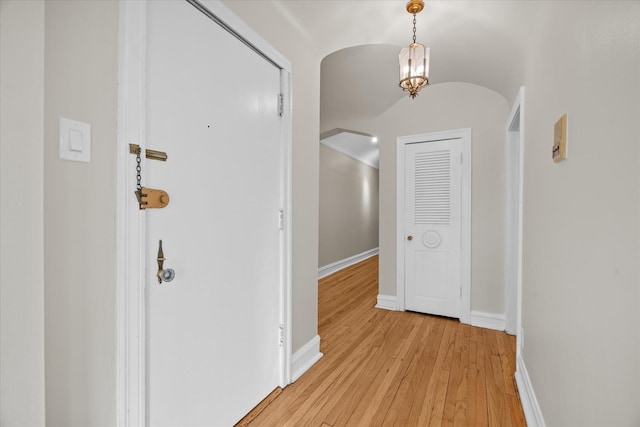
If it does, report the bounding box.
[237,255,526,426]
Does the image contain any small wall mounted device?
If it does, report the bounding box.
[553,114,568,162]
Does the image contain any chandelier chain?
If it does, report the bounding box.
[136,151,142,191]
[412,13,417,43]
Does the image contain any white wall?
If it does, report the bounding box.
[0,1,46,425]
[319,145,379,268]
[519,2,640,425]
[43,1,118,425]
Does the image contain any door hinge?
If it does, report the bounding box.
[279,324,284,347]
[278,93,284,117]
[460,287,462,297]
[460,152,463,164]
[278,209,284,230]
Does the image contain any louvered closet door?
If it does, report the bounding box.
[405,139,462,318]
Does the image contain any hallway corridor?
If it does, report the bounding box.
[238,256,526,426]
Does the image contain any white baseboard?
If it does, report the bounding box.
[290,335,323,383]
[318,247,379,279]
[470,310,505,331]
[375,294,396,311]
[515,355,546,427]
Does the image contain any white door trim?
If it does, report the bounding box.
[116,3,146,425]
[115,1,292,425]
[396,128,471,325]
[279,66,293,387]
[505,87,525,353]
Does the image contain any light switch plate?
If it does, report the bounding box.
[59,117,91,163]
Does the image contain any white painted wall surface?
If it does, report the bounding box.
[519,2,640,425]
[43,1,118,425]
[0,1,46,425]
[319,145,379,268]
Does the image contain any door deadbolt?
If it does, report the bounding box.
[157,240,175,284]
[407,235,413,241]
[136,187,170,210]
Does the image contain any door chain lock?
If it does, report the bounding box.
[130,144,170,210]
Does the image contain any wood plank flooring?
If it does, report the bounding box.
[236,256,526,426]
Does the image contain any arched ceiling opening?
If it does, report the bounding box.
[321,44,405,126]
[225,1,543,150]
[294,0,542,125]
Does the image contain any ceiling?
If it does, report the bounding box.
[321,44,405,126]
[230,1,544,166]
[320,129,380,169]
[268,0,540,125]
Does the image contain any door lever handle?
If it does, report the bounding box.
[156,240,175,284]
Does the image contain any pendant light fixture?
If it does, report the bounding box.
[399,0,430,99]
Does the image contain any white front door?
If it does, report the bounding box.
[145,1,283,425]
[403,138,463,318]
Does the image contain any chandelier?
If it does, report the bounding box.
[399,0,430,99]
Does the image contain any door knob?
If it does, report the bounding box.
[407,235,413,241]
[160,268,175,283]
[157,240,175,284]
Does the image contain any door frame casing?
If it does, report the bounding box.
[115,1,293,425]
[396,128,471,325]
[505,87,525,351]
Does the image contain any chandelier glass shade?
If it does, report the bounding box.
[399,43,430,99]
